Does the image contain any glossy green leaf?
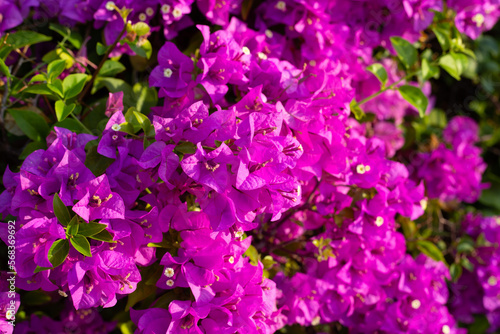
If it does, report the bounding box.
[55,100,75,122]
[78,222,108,237]
[432,24,451,51]
[88,229,115,243]
[390,36,418,68]
[398,85,429,117]
[53,193,71,226]
[96,42,109,56]
[421,58,440,80]
[48,239,70,268]
[99,60,126,77]
[49,23,83,49]
[439,54,461,80]
[47,59,66,82]
[66,215,79,236]
[71,235,92,257]
[416,240,445,263]
[7,109,49,141]
[23,83,54,96]
[62,73,88,99]
[7,31,52,48]
[0,58,10,78]
[366,63,388,86]
[47,79,64,98]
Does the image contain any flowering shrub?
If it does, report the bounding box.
[0,0,499,333]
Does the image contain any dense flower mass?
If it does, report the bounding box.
[0,0,499,333]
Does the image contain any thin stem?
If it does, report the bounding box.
[70,113,93,135]
[77,22,128,104]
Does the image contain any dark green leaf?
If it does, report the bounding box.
[53,193,71,226]
[55,100,75,122]
[366,63,388,86]
[96,42,109,56]
[7,109,49,141]
[125,280,156,311]
[421,58,440,80]
[47,59,66,82]
[390,36,418,68]
[416,240,445,263]
[89,229,115,243]
[85,145,115,175]
[398,85,428,117]
[7,31,52,48]
[23,290,52,306]
[19,141,47,160]
[23,83,55,96]
[62,73,88,99]
[431,24,451,51]
[47,239,70,268]
[450,263,463,282]
[439,54,461,80]
[78,222,108,237]
[71,235,92,257]
[133,82,157,115]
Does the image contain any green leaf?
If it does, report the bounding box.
[23,83,55,96]
[47,59,67,82]
[53,118,86,133]
[7,31,52,49]
[450,263,463,282]
[133,82,157,115]
[398,85,428,117]
[47,79,64,98]
[174,142,197,155]
[416,240,445,263]
[349,99,365,121]
[96,42,109,56]
[99,60,126,77]
[78,223,108,237]
[47,239,70,268]
[133,111,153,136]
[7,109,49,141]
[19,141,47,160]
[66,215,79,236]
[390,36,418,68]
[262,255,276,269]
[366,63,388,86]
[55,100,75,122]
[432,24,451,51]
[421,58,440,80]
[71,235,92,257]
[128,40,152,59]
[0,58,10,78]
[439,54,461,80]
[23,290,52,306]
[29,73,47,83]
[53,193,72,226]
[49,23,83,49]
[85,145,115,176]
[89,229,115,243]
[244,245,259,266]
[62,73,88,99]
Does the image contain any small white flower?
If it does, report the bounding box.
[164,68,173,78]
[257,52,268,60]
[275,1,286,11]
[166,279,174,287]
[442,325,451,334]
[111,123,121,131]
[265,29,273,38]
[161,4,171,14]
[228,256,235,264]
[105,1,115,11]
[375,216,384,227]
[488,276,498,286]
[139,13,147,21]
[172,8,182,18]
[242,46,250,55]
[58,290,68,297]
[420,199,428,210]
[145,7,154,16]
[472,13,485,27]
[164,267,175,278]
[112,135,118,140]
[411,299,421,310]
[356,164,366,174]
[364,165,371,172]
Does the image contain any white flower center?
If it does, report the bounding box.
[411,299,421,309]
[488,276,497,286]
[112,135,118,140]
[472,13,485,27]
[146,7,154,16]
[258,52,268,60]
[139,13,147,21]
[228,256,235,264]
[242,46,250,55]
[420,199,428,210]
[375,216,384,227]
[356,164,366,174]
[58,290,68,297]
[276,1,286,11]
[442,325,451,334]
[172,8,182,18]
[166,279,174,287]
[105,1,115,11]
[164,68,173,78]
[265,29,274,38]
[164,267,175,278]
[111,123,121,131]
[161,4,171,14]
